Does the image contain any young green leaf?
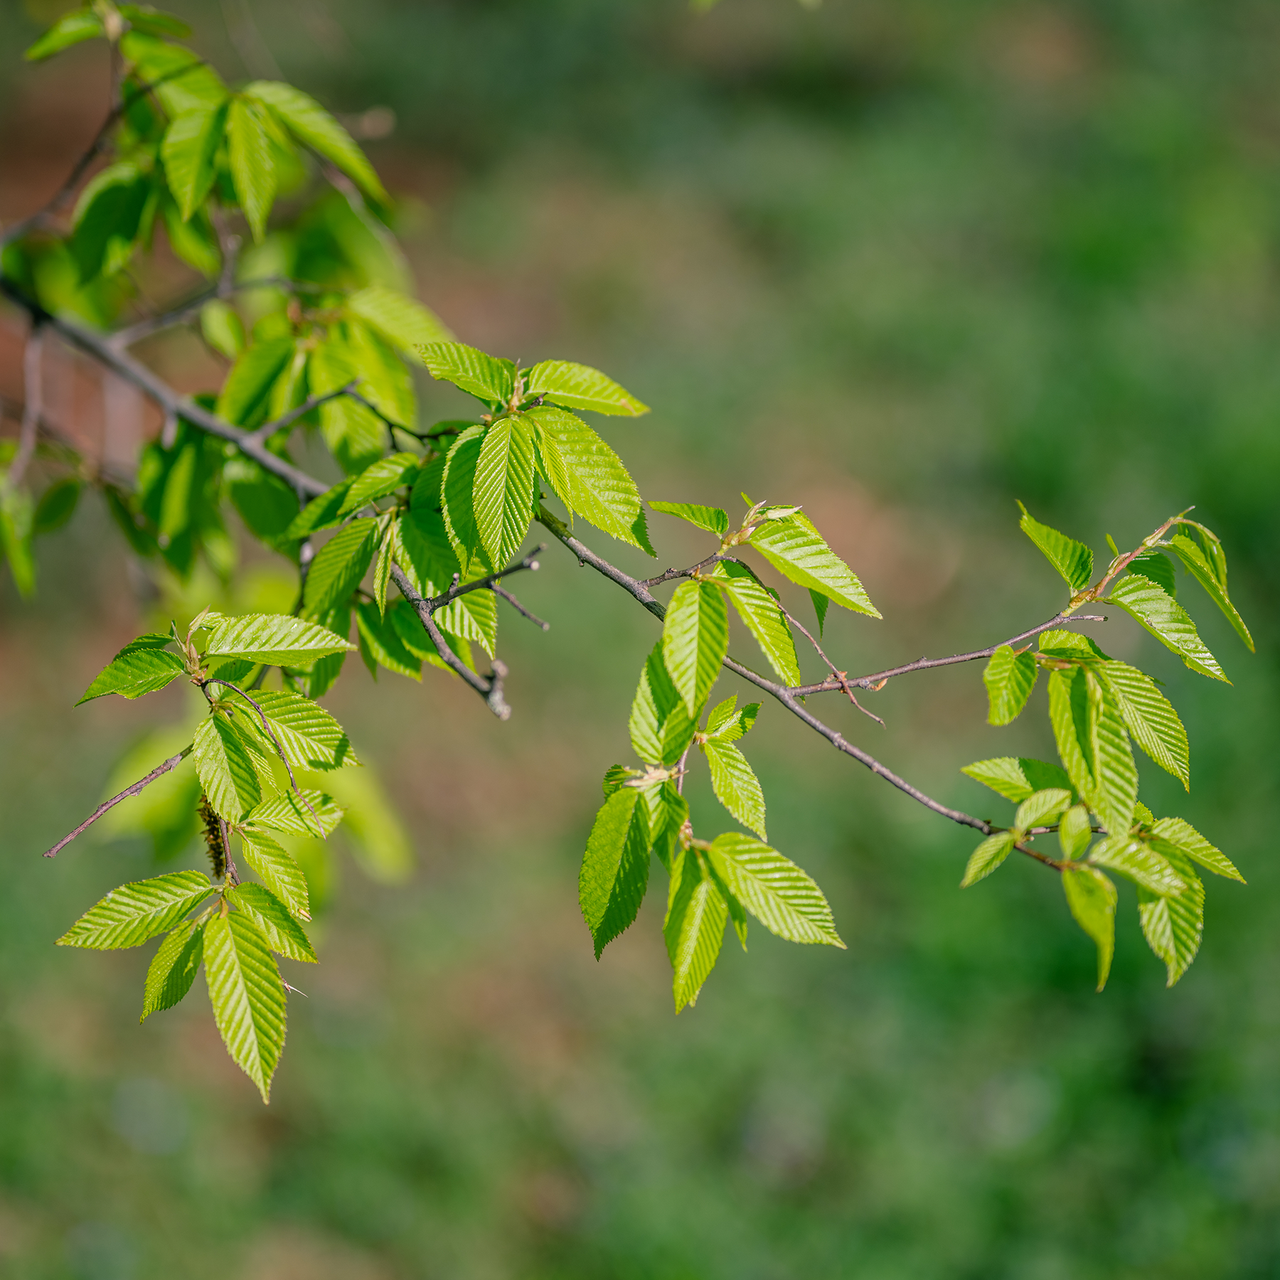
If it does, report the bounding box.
[25,9,103,61]
[286,480,355,541]
[215,337,296,429]
[664,849,728,1012]
[230,689,358,771]
[417,343,515,404]
[960,756,1073,804]
[1062,866,1117,991]
[1096,660,1189,789]
[32,476,81,535]
[205,612,355,667]
[346,284,451,353]
[440,425,488,568]
[77,635,184,704]
[194,714,263,821]
[239,829,311,920]
[1151,816,1244,883]
[161,103,228,221]
[983,644,1038,726]
[339,453,421,516]
[1166,526,1253,650]
[1059,804,1092,859]
[141,920,206,1021]
[226,883,316,963]
[961,831,1016,887]
[227,97,277,243]
[1014,788,1072,832]
[300,520,381,618]
[473,417,537,571]
[663,580,729,717]
[647,781,689,873]
[706,833,843,946]
[355,599,422,681]
[748,511,880,617]
[0,483,35,597]
[1047,668,1094,805]
[1088,835,1186,895]
[705,561,801,687]
[648,501,729,538]
[1088,670,1139,839]
[58,870,214,950]
[579,787,651,959]
[1136,839,1203,986]
[1017,502,1093,592]
[522,360,648,416]
[243,80,387,205]
[1128,548,1177,598]
[630,642,698,767]
[701,738,767,840]
[1104,575,1227,682]
[1037,628,1110,660]
[243,789,344,838]
[203,911,287,1102]
[706,695,739,737]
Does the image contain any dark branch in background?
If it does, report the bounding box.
[44,746,193,857]
[243,382,356,444]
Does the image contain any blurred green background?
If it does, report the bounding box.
[2,0,1279,1276]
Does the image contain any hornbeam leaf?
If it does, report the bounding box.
[203,912,287,1102]
[809,588,829,637]
[141,920,206,1020]
[701,739,767,840]
[309,341,385,474]
[1062,866,1117,991]
[647,780,689,874]
[244,80,387,205]
[1017,502,1093,592]
[1038,628,1110,660]
[649,501,729,538]
[77,636,184,704]
[1088,669,1139,840]
[25,10,103,61]
[630,642,697,767]
[118,6,191,38]
[664,849,728,1012]
[231,689,358,771]
[663,580,729,717]
[749,512,880,617]
[1151,816,1244,883]
[706,695,739,737]
[1088,834,1186,895]
[1047,668,1096,813]
[227,97,276,243]
[707,833,842,946]
[523,360,648,416]
[206,612,355,666]
[285,482,352,541]
[194,715,262,821]
[301,520,381,618]
[121,31,227,116]
[239,830,311,920]
[983,644,1038,726]
[1097,661,1189,789]
[347,284,451,353]
[161,103,229,221]
[440,425,489,569]
[58,871,213,950]
[706,561,801,687]
[1014,788,1072,832]
[961,832,1016,887]
[1059,804,1093,859]
[1166,530,1254,652]
[473,417,537,571]
[417,343,515,404]
[355,599,422,680]
[215,337,296,429]
[226,883,316,963]
[579,787,651,958]
[1104,575,1227,682]
[339,454,420,516]
[243,789,344,838]
[1136,839,1203,987]
[1128,548,1177,598]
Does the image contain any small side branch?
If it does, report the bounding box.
[490,582,549,631]
[44,746,193,857]
[242,383,356,445]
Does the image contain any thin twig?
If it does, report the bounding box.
[243,383,356,444]
[490,582,549,630]
[432,545,544,609]
[8,324,44,489]
[44,747,192,857]
[218,815,240,885]
[642,553,726,588]
[776,596,885,727]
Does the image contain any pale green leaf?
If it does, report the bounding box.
[809,588,829,637]
[664,849,728,1012]
[347,284,451,353]
[239,829,310,921]
[339,453,420,516]
[440,425,488,568]
[1151,816,1244,883]
[0,483,35,597]
[355,599,422,680]
[1088,834,1186,895]
[749,511,880,617]
[1105,575,1227,682]
[1062,866,1117,991]
[1014,788,1072,832]
[579,787,651,958]
[706,560,801,687]
[243,788,343,839]
[226,884,316,962]
[1087,668,1138,838]
[961,831,1016,887]
[960,756,1073,804]
[648,501,729,537]
[230,689,357,772]
[141,920,205,1021]
[25,9,102,60]
[1136,839,1203,987]
[646,780,689,873]
[200,299,245,359]
[161,104,228,221]
[309,341,386,473]
[1017,502,1093,592]
[630,642,698,767]
[1059,804,1092,859]
[983,644,1038,726]
[1097,660,1189,789]
[473,418,536,571]
[194,714,262,821]
[1166,530,1253,652]
[205,611,355,666]
[706,695,738,736]
[1038,628,1109,660]
[1128,549,1177,597]
[701,739,766,840]
[523,359,648,416]
[121,31,228,116]
[417,343,514,403]
[77,636,183,704]
[300,520,380,618]
[215,337,295,429]
[286,480,354,541]
[227,97,276,243]
[663,580,729,717]
[203,912,286,1102]
[58,870,213,950]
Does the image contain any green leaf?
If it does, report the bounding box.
[121,31,227,116]
[1097,661,1189,789]
[1104,575,1227,682]
[1166,529,1253,652]
[602,764,639,796]
[1014,788,1072,832]
[440,425,488,568]
[809,588,830,637]
[1151,816,1244,883]
[119,6,192,38]
[141,920,205,1021]
[33,476,81,535]
[227,97,277,243]
[1017,502,1093,592]
[1088,834,1186,895]
[749,512,880,617]
[309,342,386,474]
[25,9,102,61]
[194,714,263,821]
[1136,839,1203,986]
[417,343,514,404]
[1059,804,1092,859]
[238,829,311,921]
[646,781,689,873]
[664,849,728,1012]
[355,599,422,680]
[983,644,1038,726]
[579,787,651,958]
[243,789,343,839]
[706,561,801,687]
[1062,866,1117,991]
[648,501,729,537]
[0,483,35,597]
[243,80,387,205]
[161,103,228,221]
[226,883,316,962]
[339,453,420,516]
[58,870,213,950]
[301,520,380,618]
[1038,628,1110,660]
[285,480,353,542]
[473,418,536,571]
[701,739,766,840]
[961,756,1073,804]
[199,300,246,361]
[528,407,644,548]
[523,360,648,416]
[205,611,355,666]
[346,284,451,353]
[203,911,287,1102]
[630,642,698,767]
[1128,549,1177,598]
[77,635,184,704]
[707,833,842,946]
[961,832,1016,887]
[663,580,729,717]
[706,695,739,736]
[231,689,358,771]
[215,337,295,429]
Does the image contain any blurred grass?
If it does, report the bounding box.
[2,0,1280,1276]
